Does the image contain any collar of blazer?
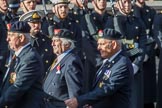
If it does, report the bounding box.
[93,52,122,88]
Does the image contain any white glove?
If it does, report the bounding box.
[144,54,149,62]
[132,63,139,75]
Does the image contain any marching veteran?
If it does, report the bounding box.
[43,29,84,108]
[19,10,55,72]
[0,21,45,108]
[65,28,134,108]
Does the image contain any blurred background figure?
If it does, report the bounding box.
[68,0,89,24]
[133,0,157,108]
[20,0,37,13]
[80,0,114,92]
[153,12,162,108]
[19,10,55,72]
[6,0,20,23]
[20,0,49,35]
[0,0,10,87]
[114,0,147,108]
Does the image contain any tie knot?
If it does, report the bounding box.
[12,54,16,60]
[50,58,58,71]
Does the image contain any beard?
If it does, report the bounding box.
[30,29,39,36]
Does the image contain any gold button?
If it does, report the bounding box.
[112,61,114,64]
[135,26,139,29]
[74,11,77,15]
[148,18,151,22]
[76,20,79,23]
[45,49,48,52]
[129,44,134,48]
[42,38,45,41]
[45,60,49,63]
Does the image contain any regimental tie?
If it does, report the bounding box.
[50,58,58,71]
[42,58,58,83]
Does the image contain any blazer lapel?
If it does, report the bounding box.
[92,51,123,88]
[44,49,73,89]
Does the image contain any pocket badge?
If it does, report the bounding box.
[103,70,111,80]
[99,81,104,88]
[9,72,16,84]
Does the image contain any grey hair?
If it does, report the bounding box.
[60,38,75,49]
[116,39,122,48]
[18,33,31,41]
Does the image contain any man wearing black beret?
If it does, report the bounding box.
[43,28,84,108]
[6,0,20,23]
[0,21,45,108]
[65,28,134,108]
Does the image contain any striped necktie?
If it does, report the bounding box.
[50,58,58,71]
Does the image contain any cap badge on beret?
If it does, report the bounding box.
[7,23,12,31]
[54,29,61,35]
[98,30,103,37]
[32,12,41,19]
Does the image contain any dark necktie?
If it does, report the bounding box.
[94,60,109,83]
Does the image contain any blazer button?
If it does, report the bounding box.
[52,82,55,85]
[47,99,50,102]
[48,92,52,95]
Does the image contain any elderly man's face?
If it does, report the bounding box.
[0,0,8,12]
[97,38,114,58]
[51,37,65,56]
[20,0,37,13]
[6,32,21,51]
[53,4,69,19]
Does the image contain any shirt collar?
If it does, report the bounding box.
[57,49,72,63]
[15,43,30,56]
[108,49,122,62]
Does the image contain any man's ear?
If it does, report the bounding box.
[18,34,25,42]
[112,40,117,49]
[52,6,56,14]
[65,43,71,48]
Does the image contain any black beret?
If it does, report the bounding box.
[19,10,44,22]
[9,21,31,33]
[101,28,122,40]
[8,0,20,8]
[53,29,74,41]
